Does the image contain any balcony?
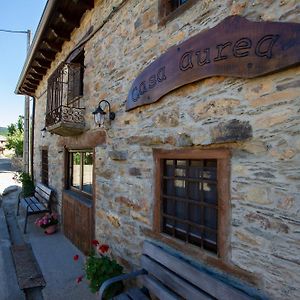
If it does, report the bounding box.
[45,60,85,136]
[46,105,85,136]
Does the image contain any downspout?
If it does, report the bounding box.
[30,97,36,181]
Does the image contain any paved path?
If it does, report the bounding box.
[0,156,18,195]
[0,156,97,300]
[0,156,25,300]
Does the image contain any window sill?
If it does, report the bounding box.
[143,229,258,287]
[63,189,92,207]
[152,230,219,259]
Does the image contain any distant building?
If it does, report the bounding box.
[0,135,6,155]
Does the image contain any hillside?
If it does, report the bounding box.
[0,127,8,136]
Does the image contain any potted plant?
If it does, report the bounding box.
[35,212,59,234]
[74,240,124,299]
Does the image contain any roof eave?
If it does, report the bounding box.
[15,0,56,96]
[15,0,94,96]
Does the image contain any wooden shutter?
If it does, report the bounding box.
[41,149,48,186]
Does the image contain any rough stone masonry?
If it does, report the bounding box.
[32,1,300,299]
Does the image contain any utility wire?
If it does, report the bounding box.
[0,29,29,34]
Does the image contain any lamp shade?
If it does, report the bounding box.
[41,127,46,138]
[92,100,114,128]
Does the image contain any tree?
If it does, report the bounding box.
[6,116,24,157]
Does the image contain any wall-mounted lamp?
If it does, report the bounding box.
[92,100,115,128]
[41,127,46,138]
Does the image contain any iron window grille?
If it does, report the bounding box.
[161,159,218,253]
[159,0,191,22]
[46,61,84,127]
[172,0,189,9]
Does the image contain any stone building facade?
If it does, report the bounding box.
[17,0,300,299]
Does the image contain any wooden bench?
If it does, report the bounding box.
[99,241,262,300]
[16,183,53,233]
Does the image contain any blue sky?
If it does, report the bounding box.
[0,0,47,127]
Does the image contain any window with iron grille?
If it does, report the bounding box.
[159,0,196,24]
[171,0,189,10]
[154,149,230,257]
[41,149,48,186]
[46,51,84,127]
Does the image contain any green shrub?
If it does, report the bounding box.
[17,172,35,197]
[74,241,124,299]
[85,251,123,298]
[6,116,24,157]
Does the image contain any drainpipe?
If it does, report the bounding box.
[30,97,36,181]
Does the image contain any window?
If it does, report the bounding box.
[158,0,197,25]
[46,51,84,128]
[154,149,230,257]
[172,0,189,9]
[68,150,93,197]
[41,149,48,185]
[67,51,84,106]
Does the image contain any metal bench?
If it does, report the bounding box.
[99,241,260,300]
[16,183,53,233]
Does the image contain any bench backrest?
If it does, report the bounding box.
[141,241,254,300]
[34,183,52,208]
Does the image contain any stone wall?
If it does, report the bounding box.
[33,0,300,299]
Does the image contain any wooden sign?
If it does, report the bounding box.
[126,16,300,111]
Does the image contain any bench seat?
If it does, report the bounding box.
[20,197,49,213]
[17,183,53,233]
[100,241,266,300]
[113,288,149,300]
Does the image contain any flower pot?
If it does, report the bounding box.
[44,224,57,235]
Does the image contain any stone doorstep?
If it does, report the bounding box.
[11,244,46,290]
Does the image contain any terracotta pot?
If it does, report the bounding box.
[44,224,57,235]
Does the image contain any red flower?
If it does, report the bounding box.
[92,239,99,246]
[73,254,79,261]
[99,244,109,254]
[76,275,83,284]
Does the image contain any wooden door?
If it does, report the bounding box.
[63,192,93,254]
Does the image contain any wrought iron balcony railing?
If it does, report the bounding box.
[45,62,85,136]
[45,105,85,136]
[46,105,85,126]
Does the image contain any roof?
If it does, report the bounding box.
[15,0,94,96]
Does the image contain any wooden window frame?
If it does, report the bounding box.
[158,0,198,26]
[66,149,94,200]
[153,148,231,261]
